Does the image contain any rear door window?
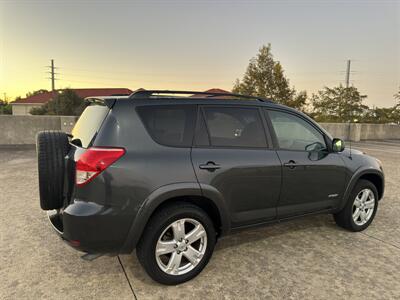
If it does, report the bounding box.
[71,104,110,148]
[136,105,196,147]
[201,107,267,148]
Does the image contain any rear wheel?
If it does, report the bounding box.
[136,202,216,285]
[334,179,378,231]
[36,131,70,210]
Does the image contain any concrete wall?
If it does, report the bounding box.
[12,104,43,115]
[359,124,400,140]
[0,115,399,145]
[321,123,400,141]
[0,115,78,145]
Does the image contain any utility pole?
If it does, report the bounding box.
[47,59,58,92]
[345,59,351,88]
[47,59,59,114]
[51,59,55,92]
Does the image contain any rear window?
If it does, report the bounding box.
[137,105,196,147]
[71,105,109,148]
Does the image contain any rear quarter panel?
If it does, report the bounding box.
[77,101,199,251]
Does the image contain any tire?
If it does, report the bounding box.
[136,202,216,285]
[334,179,379,232]
[36,130,70,210]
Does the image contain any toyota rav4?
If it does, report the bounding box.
[36,90,384,285]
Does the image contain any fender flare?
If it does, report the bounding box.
[120,182,230,253]
[337,168,384,212]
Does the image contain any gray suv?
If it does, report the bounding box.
[36,90,384,285]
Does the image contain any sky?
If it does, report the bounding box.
[1,0,399,107]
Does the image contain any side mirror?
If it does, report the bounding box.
[332,138,345,152]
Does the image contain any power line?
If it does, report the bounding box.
[60,74,233,87]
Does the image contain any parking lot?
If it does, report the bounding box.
[1,140,399,299]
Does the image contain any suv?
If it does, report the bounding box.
[36,90,384,285]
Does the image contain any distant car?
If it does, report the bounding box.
[36,90,384,285]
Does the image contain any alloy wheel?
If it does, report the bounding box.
[352,188,376,226]
[155,218,207,276]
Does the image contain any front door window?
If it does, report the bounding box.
[268,110,326,152]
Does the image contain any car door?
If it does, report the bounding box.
[265,109,346,218]
[191,105,281,227]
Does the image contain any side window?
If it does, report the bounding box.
[267,110,326,151]
[202,107,267,148]
[136,105,196,147]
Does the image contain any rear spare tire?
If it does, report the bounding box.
[36,131,70,210]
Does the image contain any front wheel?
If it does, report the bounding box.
[136,203,216,285]
[334,179,378,232]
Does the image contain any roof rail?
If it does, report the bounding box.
[128,90,271,102]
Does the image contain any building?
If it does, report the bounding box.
[189,88,231,98]
[11,88,133,115]
[11,88,230,115]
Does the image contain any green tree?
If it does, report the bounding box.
[0,100,12,114]
[363,106,396,124]
[390,88,400,123]
[233,44,306,110]
[26,89,49,98]
[30,89,85,115]
[310,85,368,122]
[362,88,400,124]
[394,87,400,100]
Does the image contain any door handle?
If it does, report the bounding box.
[283,160,297,169]
[199,161,221,172]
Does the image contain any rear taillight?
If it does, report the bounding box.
[76,147,125,187]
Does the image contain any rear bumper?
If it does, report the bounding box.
[47,200,132,254]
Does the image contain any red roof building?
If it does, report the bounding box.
[204,88,230,94]
[12,88,133,104]
[11,87,230,115]
[187,88,231,98]
[11,88,133,115]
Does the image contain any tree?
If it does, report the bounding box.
[0,100,12,114]
[310,85,368,122]
[394,87,400,101]
[391,103,400,124]
[363,106,396,124]
[26,89,48,98]
[361,88,400,124]
[233,44,307,110]
[390,88,400,123]
[30,89,85,115]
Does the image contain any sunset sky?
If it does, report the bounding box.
[1,0,399,107]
